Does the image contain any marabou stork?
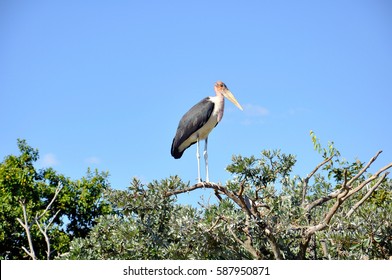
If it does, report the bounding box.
[171,81,243,183]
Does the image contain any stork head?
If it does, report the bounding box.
[214,81,243,111]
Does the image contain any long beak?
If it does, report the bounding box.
[223,90,243,111]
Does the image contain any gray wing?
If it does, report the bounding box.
[171,97,214,159]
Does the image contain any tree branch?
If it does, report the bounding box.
[166,181,284,259]
[343,162,392,201]
[320,239,331,260]
[36,209,61,260]
[17,201,36,260]
[165,182,255,217]
[304,189,341,212]
[346,172,388,218]
[206,217,221,232]
[304,152,392,213]
[225,219,261,260]
[302,156,334,204]
[36,183,63,221]
[299,151,392,259]
[237,180,246,197]
[346,150,383,186]
[16,183,63,260]
[305,161,391,236]
[21,246,34,259]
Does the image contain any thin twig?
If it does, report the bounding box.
[227,223,260,259]
[36,183,63,221]
[36,209,61,260]
[304,189,341,212]
[207,217,221,232]
[346,172,388,218]
[299,152,392,259]
[21,246,34,259]
[343,162,392,202]
[346,151,382,186]
[167,181,284,259]
[16,183,63,260]
[304,156,392,212]
[302,156,334,204]
[237,180,246,196]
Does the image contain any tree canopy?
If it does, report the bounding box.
[1,135,391,260]
[0,139,113,259]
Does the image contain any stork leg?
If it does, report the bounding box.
[204,137,209,183]
[196,138,201,183]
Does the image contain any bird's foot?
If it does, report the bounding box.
[196,178,210,186]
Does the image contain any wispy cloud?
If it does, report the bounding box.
[287,107,309,116]
[239,103,269,126]
[84,156,101,165]
[41,153,59,167]
[242,103,270,117]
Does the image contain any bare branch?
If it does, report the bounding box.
[299,152,392,259]
[263,227,283,260]
[305,200,340,236]
[346,150,383,186]
[226,222,261,260]
[17,201,36,260]
[304,189,341,212]
[320,240,331,260]
[305,156,334,183]
[343,162,392,202]
[304,159,392,213]
[35,221,49,260]
[214,190,223,201]
[16,183,63,260]
[206,217,221,232]
[167,181,284,259]
[237,180,246,197]
[217,215,261,259]
[341,169,348,190]
[165,182,255,217]
[21,246,34,259]
[36,183,63,221]
[164,183,205,196]
[302,156,334,204]
[36,209,61,260]
[346,172,388,218]
[305,164,390,236]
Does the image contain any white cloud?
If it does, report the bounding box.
[41,153,59,167]
[84,156,101,164]
[288,107,309,116]
[242,103,270,117]
[240,118,267,126]
[238,103,269,126]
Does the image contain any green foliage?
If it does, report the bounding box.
[319,179,392,259]
[64,177,250,259]
[58,168,113,238]
[65,134,391,259]
[226,149,296,188]
[310,130,340,159]
[2,135,391,260]
[0,140,112,259]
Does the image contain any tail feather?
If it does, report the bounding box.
[171,138,184,159]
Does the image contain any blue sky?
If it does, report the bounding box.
[1,0,391,205]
